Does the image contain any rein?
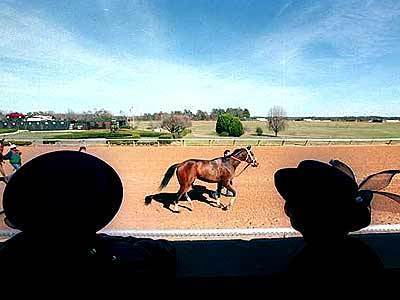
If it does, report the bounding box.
[228,149,253,178]
[234,163,251,178]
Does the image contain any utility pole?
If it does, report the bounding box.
[129,106,135,127]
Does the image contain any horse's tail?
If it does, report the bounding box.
[159,163,179,191]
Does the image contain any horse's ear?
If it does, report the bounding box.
[247,145,252,150]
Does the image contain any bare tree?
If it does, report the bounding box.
[161,114,192,137]
[268,106,287,136]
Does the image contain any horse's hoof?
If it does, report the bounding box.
[222,205,229,211]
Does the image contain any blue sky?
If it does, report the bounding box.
[1,0,400,116]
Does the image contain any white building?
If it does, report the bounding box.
[26,115,54,122]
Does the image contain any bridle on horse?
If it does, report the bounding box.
[229,148,257,177]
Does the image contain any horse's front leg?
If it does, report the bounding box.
[222,181,237,211]
[211,182,221,200]
[214,182,223,208]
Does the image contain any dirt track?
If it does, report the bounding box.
[1,145,400,231]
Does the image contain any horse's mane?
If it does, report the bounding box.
[227,148,245,157]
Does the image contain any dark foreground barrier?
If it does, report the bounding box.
[1,232,400,291]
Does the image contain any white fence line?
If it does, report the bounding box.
[2,224,400,240]
[5,137,400,146]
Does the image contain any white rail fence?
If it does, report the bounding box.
[5,137,400,147]
[2,224,400,240]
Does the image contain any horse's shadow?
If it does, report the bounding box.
[145,185,223,212]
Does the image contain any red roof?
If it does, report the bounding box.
[6,112,25,119]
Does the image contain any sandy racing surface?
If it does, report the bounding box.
[1,145,400,231]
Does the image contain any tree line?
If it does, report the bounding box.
[135,107,250,121]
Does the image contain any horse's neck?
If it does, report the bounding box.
[229,158,242,169]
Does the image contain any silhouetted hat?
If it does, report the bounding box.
[275,160,359,205]
[275,160,372,232]
[3,151,123,233]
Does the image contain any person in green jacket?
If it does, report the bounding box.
[3,144,22,171]
[0,139,8,182]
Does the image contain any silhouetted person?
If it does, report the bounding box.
[0,151,175,289]
[274,160,389,289]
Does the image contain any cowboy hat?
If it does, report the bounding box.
[3,151,123,233]
[275,160,360,205]
[274,160,371,233]
[9,144,17,149]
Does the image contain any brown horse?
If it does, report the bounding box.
[156,146,258,212]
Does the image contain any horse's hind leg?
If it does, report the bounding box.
[175,183,193,213]
[185,193,193,211]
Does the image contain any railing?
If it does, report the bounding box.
[6,137,400,147]
[2,224,400,240]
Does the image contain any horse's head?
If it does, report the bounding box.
[245,146,258,167]
[232,146,258,167]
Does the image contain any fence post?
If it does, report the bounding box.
[304,140,308,146]
[209,139,211,147]
[233,139,236,147]
[257,140,260,146]
[281,140,285,146]
[388,140,392,145]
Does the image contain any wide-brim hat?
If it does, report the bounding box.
[274,160,359,208]
[274,160,373,232]
[3,151,123,233]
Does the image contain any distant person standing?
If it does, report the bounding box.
[4,144,22,171]
[0,139,8,183]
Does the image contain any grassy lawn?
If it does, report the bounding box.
[0,128,18,134]
[2,129,133,139]
[280,121,400,138]
[206,120,400,139]
[135,120,400,139]
[2,120,400,140]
